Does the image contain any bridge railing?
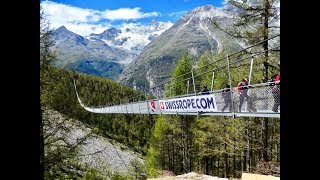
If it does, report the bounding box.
[73,34,280,118]
[76,82,279,118]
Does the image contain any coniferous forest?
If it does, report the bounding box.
[41,54,280,179]
[40,0,280,179]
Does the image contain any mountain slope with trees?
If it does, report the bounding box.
[119,5,243,91]
[41,0,280,179]
[41,9,155,179]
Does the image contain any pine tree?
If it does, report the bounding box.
[213,0,280,163]
[171,51,193,96]
[40,8,55,179]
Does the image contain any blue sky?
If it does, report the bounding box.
[41,0,225,36]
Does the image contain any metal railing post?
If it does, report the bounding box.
[226,54,235,117]
[146,94,150,115]
[118,101,120,113]
[126,99,128,114]
[191,67,199,117]
[138,97,141,114]
[171,80,174,96]
[131,98,134,114]
[157,87,162,114]
[249,58,254,85]
[211,71,215,92]
[191,68,197,96]
[187,80,189,94]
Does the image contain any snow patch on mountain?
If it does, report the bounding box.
[86,20,173,56]
[176,17,192,34]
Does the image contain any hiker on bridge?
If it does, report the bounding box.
[237,78,255,112]
[221,84,232,112]
[201,85,210,95]
[271,72,280,112]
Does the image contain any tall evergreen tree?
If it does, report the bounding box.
[171,51,193,96]
[40,8,55,179]
[213,0,280,162]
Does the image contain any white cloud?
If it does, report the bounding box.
[117,22,142,30]
[41,1,159,22]
[41,1,101,23]
[103,7,159,21]
[41,1,160,36]
[59,23,111,36]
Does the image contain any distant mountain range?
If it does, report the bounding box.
[51,20,173,80]
[86,20,173,58]
[51,4,279,87]
[118,5,243,90]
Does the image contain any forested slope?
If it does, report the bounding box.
[44,67,157,155]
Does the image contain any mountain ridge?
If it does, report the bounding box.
[50,20,173,80]
[118,5,242,90]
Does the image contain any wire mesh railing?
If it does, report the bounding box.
[73,34,280,118]
[74,79,280,118]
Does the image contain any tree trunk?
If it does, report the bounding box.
[270,121,274,161]
[181,116,187,174]
[262,118,269,162]
[168,140,171,170]
[243,149,247,172]
[218,158,220,176]
[255,128,258,167]
[233,143,236,177]
[224,142,229,178]
[172,130,175,172]
[244,120,249,172]
[189,143,192,172]
[273,123,277,161]
[205,157,209,174]
[40,108,44,179]
[213,156,216,175]
[261,0,270,164]
[223,120,229,178]
[263,0,270,82]
[239,155,242,174]
[210,157,213,175]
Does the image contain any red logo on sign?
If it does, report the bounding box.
[150,101,156,111]
[160,101,165,110]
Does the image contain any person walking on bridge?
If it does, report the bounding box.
[201,85,210,95]
[271,72,280,112]
[237,78,255,112]
[221,84,232,112]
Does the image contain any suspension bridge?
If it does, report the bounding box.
[73,35,280,118]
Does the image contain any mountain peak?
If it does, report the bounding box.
[182,4,230,20]
[57,25,68,31]
[54,26,72,35]
[148,19,160,28]
[191,4,215,12]
[125,28,131,33]
[150,19,159,24]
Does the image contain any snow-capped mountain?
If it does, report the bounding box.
[86,20,173,59]
[50,20,172,79]
[119,3,279,91]
[119,5,243,90]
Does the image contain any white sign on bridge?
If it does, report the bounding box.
[159,94,218,112]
